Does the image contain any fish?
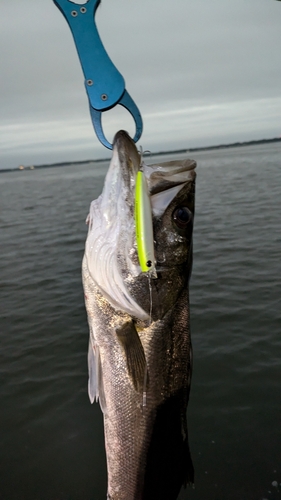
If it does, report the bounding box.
[82,130,196,500]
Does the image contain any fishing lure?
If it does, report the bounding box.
[134,164,157,277]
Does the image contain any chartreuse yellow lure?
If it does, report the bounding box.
[134,168,157,277]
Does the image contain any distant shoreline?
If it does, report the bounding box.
[1,137,280,173]
[161,136,281,155]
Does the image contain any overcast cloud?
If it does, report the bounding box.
[1,0,280,169]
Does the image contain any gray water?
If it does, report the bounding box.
[0,143,280,500]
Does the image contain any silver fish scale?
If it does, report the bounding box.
[84,254,192,498]
[83,260,151,497]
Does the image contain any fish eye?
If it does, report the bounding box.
[172,207,192,229]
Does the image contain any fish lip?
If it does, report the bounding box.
[113,130,135,148]
[113,130,141,182]
[113,130,139,161]
[112,130,196,188]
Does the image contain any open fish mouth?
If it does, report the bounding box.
[113,130,196,218]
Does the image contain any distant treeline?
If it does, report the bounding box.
[1,137,280,173]
[150,137,281,157]
[187,137,281,153]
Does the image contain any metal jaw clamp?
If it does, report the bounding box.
[53,0,143,149]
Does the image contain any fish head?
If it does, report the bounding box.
[84,130,196,321]
[148,160,196,271]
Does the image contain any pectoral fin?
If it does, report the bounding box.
[116,321,147,393]
[88,340,98,404]
[88,340,106,413]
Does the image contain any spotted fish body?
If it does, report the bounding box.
[82,131,196,500]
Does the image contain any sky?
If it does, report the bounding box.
[1,0,280,169]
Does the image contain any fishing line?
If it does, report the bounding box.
[142,365,148,408]
[148,275,153,323]
[142,276,153,409]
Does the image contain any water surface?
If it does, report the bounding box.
[0,143,280,500]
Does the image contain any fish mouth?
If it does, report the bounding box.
[113,130,140,174]
[113,130,196,220]
[113,130,139,157]
[144,158,196,197]
[113,129,196,196]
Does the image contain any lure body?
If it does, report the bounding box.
[135,170,157,276]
